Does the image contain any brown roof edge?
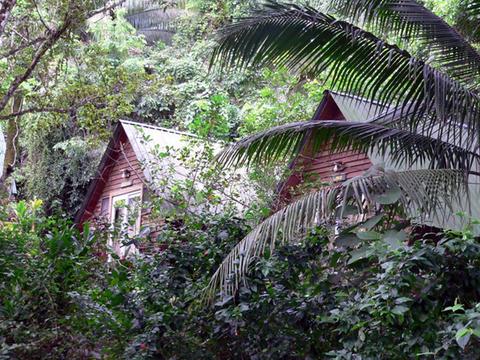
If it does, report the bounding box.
[74,122,125,226]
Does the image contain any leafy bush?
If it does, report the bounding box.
[0,200,111,359]
[2,200,480,359]
[115,223,480,359]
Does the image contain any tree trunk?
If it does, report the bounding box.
[3,94,21,180]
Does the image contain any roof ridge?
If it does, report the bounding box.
[119,119,200,138]
[329,90,389,108]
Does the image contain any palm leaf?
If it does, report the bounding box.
[125,8,184,31]
[458,0,480,42]
[467,0,480,16]
[329,0,480,86]
[116,0,188,43]
[204,168,467,302]
[211,1,480,149]
[217,118,480,175]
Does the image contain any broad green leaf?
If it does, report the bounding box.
[373,188,402,205]
[356,230,381,240]
[456,328,472,349]
[444,304,465,313]
[348,246,373,264]
[383,230,407,250]
[392,305,409,315]
[335,234,358,248]
[357,214,384,231]
[395,297,412,304]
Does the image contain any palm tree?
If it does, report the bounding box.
[204,0,480,301]
[92,0,188,44]
[122,0,188,44]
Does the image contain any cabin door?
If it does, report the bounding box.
[109,191,141,257]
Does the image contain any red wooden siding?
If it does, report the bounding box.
[79,128,146,225]
[278,92,372,206]
[304,149,371,181]
[92,138,145,218]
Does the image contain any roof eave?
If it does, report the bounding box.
[74,123,124,225]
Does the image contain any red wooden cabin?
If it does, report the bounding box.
[75,120,249,256]
[277,90,388,205]
[75,120,203,256]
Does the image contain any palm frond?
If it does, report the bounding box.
[204,168,467,302]
[329,0,480,86]
[125,8,184,31]
[458,0,480,42]
[217,118,480,175]
[211,1,480,149]
[120,0,188,43]
[467,0,480,17]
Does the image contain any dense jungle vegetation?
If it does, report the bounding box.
[1,0,480,358]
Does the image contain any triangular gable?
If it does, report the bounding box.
[329,92,389,122]
[276,90,389,206]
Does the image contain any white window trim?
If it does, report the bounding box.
[109,190,142,258]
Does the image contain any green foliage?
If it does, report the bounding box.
[17,10,152,215]
[4,1,480,359]
[17,129,100,215]
[0,200,111,358]
[3,198,480,358]
[238,68,327,136]
[121,222,480,359]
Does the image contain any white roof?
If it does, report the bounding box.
[121,120,208,183]
[120,120,250,212]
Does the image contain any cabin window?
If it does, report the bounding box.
[100,197,109,217]
[109,191,141,258]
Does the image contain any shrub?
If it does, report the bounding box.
[2,200,480,359]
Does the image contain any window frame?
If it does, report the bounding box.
[109,190,142,258]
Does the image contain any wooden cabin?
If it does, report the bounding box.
[75,120,206,256]
[277,90,480,229]
[75,120,250,256]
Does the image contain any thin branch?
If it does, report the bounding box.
[0,36,46,59]
[0,17,71,113]
[32,0,51,31]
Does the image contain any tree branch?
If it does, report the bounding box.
[0,0,16,39]
[0,106,69,120]
[86,0,127,19]
[0,17,71,113]
[0,94,104,120]
[0,36,46,59]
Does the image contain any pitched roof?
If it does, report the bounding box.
[120,120,205,183]
[328,91,390,122]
